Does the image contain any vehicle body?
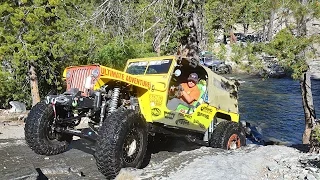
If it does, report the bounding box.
[24,55,245,179]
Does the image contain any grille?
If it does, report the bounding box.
[66,65,100,95]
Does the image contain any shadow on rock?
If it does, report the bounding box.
[306,159,320,168]
[36,168,48,180]
[289,144,310,153]
[141,134,201,168]
[69,139,96,155]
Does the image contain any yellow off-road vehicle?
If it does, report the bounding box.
[24,55,246,179]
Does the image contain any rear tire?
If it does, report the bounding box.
[209,121,246,149]
[25,102,72,155]
[95,109,147,179]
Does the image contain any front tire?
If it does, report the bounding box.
[209,121,246,150]
[95,109,147,179]
[25,102,72,155]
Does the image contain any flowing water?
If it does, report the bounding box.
[236,74,320,144]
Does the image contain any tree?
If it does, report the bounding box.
[0,0,104,107]
[282,0,320,146]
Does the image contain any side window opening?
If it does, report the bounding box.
[215,112,231,121]
[167,65,209,113]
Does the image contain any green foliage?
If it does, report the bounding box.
[228,27,317,79]
[205,0,245,30]
[0,0,319,109]
[263,28,314,79]
[312,125,320,145]
[0,0,103,108]
[163,30,188,55]
[216,44,227,61]
[92,38,156,70]
[230,42,263,73]
[311,1,320,19]
[0,70,30,108]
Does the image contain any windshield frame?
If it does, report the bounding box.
[125,59,173,75]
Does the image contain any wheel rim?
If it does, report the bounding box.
[45,113,58,140]
[227,134,241,150]
[122,127,141,164]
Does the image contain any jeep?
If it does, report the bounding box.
[24,55,245,179]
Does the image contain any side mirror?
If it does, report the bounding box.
[174,69,181,77]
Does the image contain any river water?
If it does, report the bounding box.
[235,74,320,144]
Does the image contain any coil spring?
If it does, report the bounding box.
[108,87,120,113]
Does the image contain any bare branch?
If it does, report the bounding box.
[141,18,162,35]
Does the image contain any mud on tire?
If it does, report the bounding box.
[209,121,246,149]
[95,109,148,179]
[24,102,72,155]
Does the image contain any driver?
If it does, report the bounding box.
[167,73,201,110]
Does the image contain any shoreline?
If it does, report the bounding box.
[0,118,319,179]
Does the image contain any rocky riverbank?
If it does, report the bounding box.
[1,117,320,180]
[117,145,320,180]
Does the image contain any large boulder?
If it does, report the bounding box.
[309,60,320,80]
[8,101,26,113]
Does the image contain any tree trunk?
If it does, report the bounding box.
[223,28,227,44]
[29,65,41,106]
[267,9,275,41]
[243,23,249,36]
[297,0,308,37]
[262,18,267,42]
[153,26,161,56]
[230,30,237,44]
[300,72,316,144]
[197,3,206,51]
[178,0,203,60]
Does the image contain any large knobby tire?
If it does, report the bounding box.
[209,121,246,150]
[95,109,148,179]
[25,102,72,155]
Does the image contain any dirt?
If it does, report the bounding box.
[0,119,25,140]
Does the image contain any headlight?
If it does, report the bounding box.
[92,69,99,78]
[66,70,71,78]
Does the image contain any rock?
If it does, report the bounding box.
[267,164,279,172]
[298,174,307,179]
[77,172,85,177]
[8,101,26,113]
[306,174,317,180]
[313,173,320,180]
[18,114,26,121]
[307,155,320,161]
[283,173,293,180]
[300,159,308,165]
[309,60,320,80]
[306,167,318,173]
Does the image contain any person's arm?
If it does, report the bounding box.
[182,87,201,104]
[181,91,195,104]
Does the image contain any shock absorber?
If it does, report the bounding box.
[108,87,120,114]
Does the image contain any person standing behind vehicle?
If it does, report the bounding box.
[167,73,201,110]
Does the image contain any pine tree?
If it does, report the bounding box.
[0,0,104,107]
